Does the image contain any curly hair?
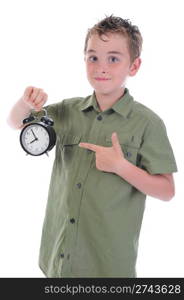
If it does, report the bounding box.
[84,15,143,63]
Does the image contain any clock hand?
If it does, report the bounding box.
[31,129,38,140]
[29,138,38,144]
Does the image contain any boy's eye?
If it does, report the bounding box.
[88,56,98,62]
[109,56,119,63]
[87,55,119,63]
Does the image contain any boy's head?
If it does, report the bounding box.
[84,15,143,64]
[84,15,142,97]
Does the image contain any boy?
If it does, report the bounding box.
[8,15,177,277]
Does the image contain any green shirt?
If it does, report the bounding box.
[33,88,177,277]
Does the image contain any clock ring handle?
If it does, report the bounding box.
[40,108,54,126]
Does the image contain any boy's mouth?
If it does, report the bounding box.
[94,77,110,81]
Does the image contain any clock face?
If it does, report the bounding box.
[20,124,50,155]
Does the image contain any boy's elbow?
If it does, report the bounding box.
[168,190,175,201]
[162,189,175,202]
[7,117,15,129]
[7,117,22,130]
[161,175,176,201]
[167,182,176,201]
[163,194,174,201]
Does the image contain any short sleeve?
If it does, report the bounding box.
[138,118,178,175]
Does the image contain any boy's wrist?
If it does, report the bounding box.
[19,97,31,110]
[114,157,128,176]
[18,97,33,119]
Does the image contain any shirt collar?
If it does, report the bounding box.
[112,88,134,118]
[79,91,100,112]
[79,88,134,118]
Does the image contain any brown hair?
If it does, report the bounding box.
[84,15,143,63]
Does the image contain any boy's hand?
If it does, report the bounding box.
[22,86,48,112]
[79,132,125,174]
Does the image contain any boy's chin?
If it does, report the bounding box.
[94,87,120,96]
[94,89,112,95]
[93,86,113,94]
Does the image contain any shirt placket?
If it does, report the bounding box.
[59,110,105,277]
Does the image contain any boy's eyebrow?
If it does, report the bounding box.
[86,49,123,56]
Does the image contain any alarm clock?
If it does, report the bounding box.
[20,109,56,156]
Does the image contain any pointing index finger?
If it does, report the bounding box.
[79,142,99,152]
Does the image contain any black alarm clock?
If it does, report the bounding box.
[20,109,56,156]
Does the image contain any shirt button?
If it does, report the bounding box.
[60,253,64,258]
[70,218,75,224]
[76,183,82,189]
[126,151,132,157]
[97,115,103,121]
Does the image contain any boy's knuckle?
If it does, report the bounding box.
[25,86,33,92]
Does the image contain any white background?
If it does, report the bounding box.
[0,0,183,277]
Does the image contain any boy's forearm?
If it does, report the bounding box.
[7,98,31,129]
[115,158,174,201]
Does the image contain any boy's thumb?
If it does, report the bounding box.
[111,132,122,153]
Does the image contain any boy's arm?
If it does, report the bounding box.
[7,86,48,129]
[79,132,175,202]
[115,159,175,201]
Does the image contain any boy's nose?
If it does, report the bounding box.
[96,62,109,74]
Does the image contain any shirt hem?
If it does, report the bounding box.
[143,163,178,175]
[39,262,48,278]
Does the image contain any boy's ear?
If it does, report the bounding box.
[129,57,141,76]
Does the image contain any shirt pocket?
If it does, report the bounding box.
[105,135,140,166]
[58,133,81,164]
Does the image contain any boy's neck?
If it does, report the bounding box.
[95,87,125,112]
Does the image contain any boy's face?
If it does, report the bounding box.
[84,33,141,97]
